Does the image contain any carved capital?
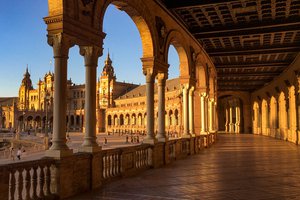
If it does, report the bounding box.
[143,68,156,83]
[189,86,195,96]
[79,46,103,67]
[47,33,75,58]
[156,72,168,86]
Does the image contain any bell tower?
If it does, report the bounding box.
[18,67,33,110]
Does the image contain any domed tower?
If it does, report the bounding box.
[18,67,33,110]
[98,52,116,108]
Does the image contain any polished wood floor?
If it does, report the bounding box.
[71,134,300,200]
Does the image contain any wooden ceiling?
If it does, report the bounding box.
[163,0,300,91]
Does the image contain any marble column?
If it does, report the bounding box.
[80,46,102,152]
[235,105,240,133]
[182,84,190,137]
[143,69,156,144]
[156,72,167,142]
[189,87,195,136]
[225,106,229,132]
[200,93,207,134]
[209,99,216,133]
[46,34,73,158]
[229,105,234,133]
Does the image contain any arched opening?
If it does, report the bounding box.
[107,115,112,126]
[120,114,124,126]
[218,95,244,133]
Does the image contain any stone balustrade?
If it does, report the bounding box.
[0,158,57,200]
[0,133,217,199]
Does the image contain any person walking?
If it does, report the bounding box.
[9,147,15,161]
[16,147,22,160]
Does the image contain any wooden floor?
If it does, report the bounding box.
[71,134,300,200]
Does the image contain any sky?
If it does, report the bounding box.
[0,1,179,97]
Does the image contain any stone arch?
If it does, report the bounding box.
[120,114,124,126]
[218,91,251,133]
[195,52,209,90]
[164,30,191,79]
[96,1,157,58]
[278,92,288,140]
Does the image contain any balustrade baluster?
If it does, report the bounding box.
[23,168,31,200]
[102,156,106,179]
[44,165,51,197]
[38,166,45,198]
[31,167,38,199]
[16,170,23,200]
[9,170,16,200]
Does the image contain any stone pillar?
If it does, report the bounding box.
[225,106,229,132]
[189,87,195,136]
[289,86,297,143]
[235,105,240,133]
[200,93,207,134]
[182,84,190,137]
[143,69,156,144]
[229,104,234,133]
[209,99,216,133]
[46,34,73,158]
[80,46,102,152]
[156,73,167,142]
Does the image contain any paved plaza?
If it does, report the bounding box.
[0,132,143,164]
[71,134,300,200]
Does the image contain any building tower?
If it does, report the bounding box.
[98,52,116,109]
[18,67,33,110]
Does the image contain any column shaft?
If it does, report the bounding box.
[189,87,195,136]
[182,85,189,136]
[200,93,207,134]
[157,73,166,141]
[144,71,156,144]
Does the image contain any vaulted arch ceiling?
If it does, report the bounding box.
[163,0,300,92]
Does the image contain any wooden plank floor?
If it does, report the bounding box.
[71,134,300,200]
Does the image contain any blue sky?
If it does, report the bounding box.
[0,1,179,97]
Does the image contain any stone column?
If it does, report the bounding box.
[143,69,156,144]
[80,46,102,152]
[235,105,240,133]
[289,86,297,143]
[229,104,234,133]
[200,93,207,134]
[209,99,216,133]
[182,84,190,137]
[225,106,229,132]
[46,34,73,158]
[189,87,195,136]
[156,73,167,142]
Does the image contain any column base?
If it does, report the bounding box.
[79,145,102,153]
[45,149,73,158]
[143,138,158,145]
[157,137,168,142]
[182,134,192,139]
[200,131,209,135]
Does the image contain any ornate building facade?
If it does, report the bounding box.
[0,53,186,135]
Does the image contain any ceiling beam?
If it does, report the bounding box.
[217,72,280,77]
[208,46,300,56]
[165,0,239,9]
[191,18,300,38]
[215,62,289,69]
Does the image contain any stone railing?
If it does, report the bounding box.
[0,133,217,199]
[0,158,58,200]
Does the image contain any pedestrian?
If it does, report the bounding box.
[9,147,15,161]
[17,147,22,160]
[104,137,108,145]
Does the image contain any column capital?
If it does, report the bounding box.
[189,86,195,95]
[156,72,168,86]
[143,68,157,83]
[47,33,75,57]
[79,46,103,66]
